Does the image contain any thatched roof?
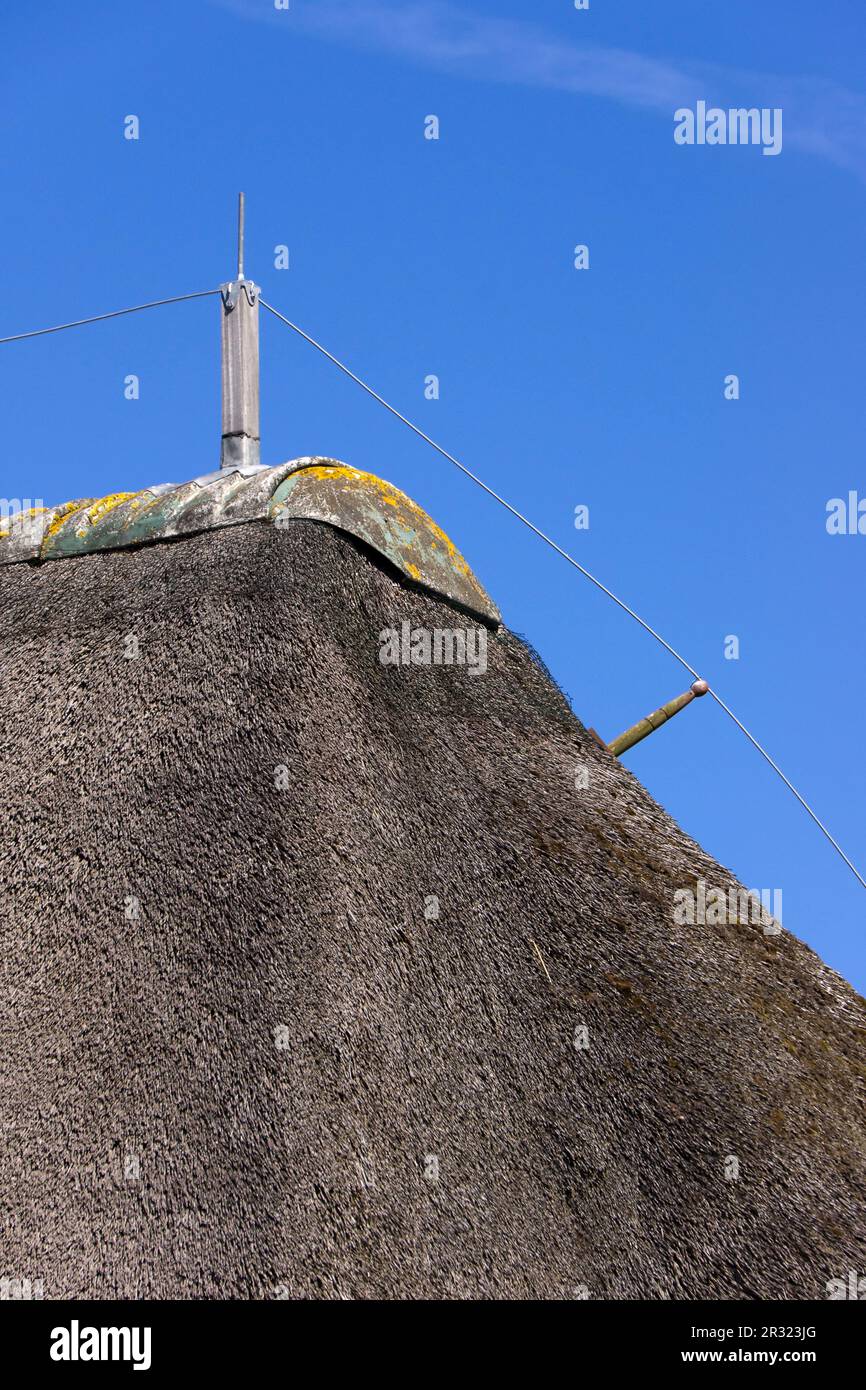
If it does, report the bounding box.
[1,472,864,1300]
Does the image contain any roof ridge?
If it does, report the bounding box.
[0,458,500,624]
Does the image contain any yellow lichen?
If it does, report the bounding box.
[45,501,96,539]
[84,493,142,526]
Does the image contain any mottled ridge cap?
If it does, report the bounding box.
[0,456,500,624]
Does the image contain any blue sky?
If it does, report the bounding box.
[2,0,865,988]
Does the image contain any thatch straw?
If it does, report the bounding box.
[0,519,863,1299]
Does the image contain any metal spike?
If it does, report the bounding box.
[237,191,245,281]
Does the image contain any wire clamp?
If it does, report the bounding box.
[220,279,259,310]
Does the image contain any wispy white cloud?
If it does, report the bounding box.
[215,0,866,179]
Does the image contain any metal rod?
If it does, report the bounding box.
[608,679,709,758]
[220,196,259,468]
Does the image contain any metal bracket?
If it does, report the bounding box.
[220,279,260,310]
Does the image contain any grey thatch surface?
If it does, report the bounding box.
[1,519,864,1300]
